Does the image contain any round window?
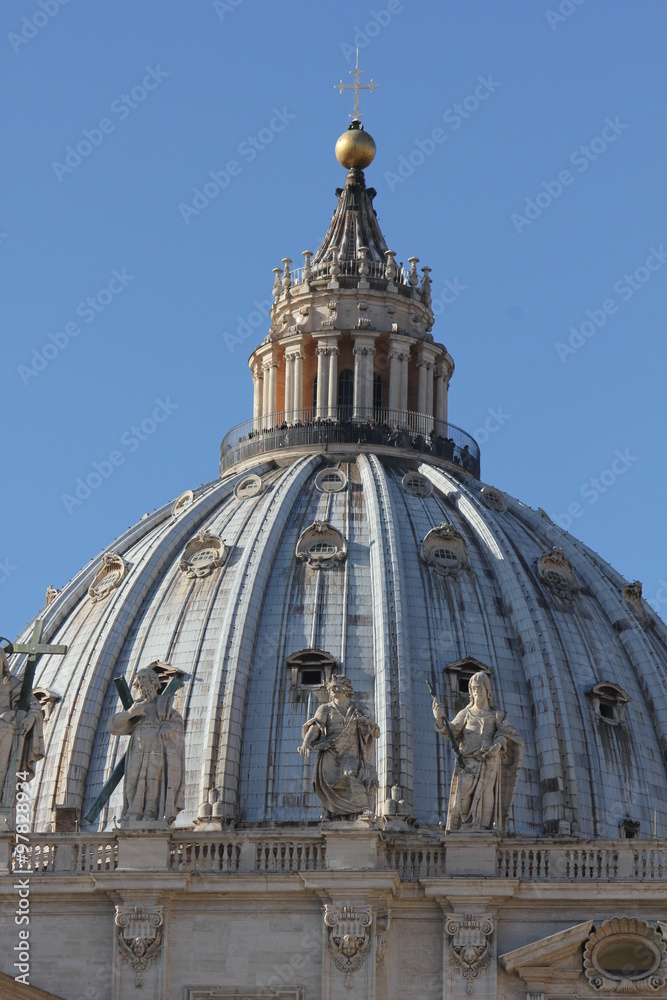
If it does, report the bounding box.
[235,474,263,499]
[189,548,219,568]
[172,489,194,517]
[594,938,659,980]
[481,487,506,512]
[315,469,347,493]
[432,547,460,568]
[403,473,432,497]
[309,542,337,558]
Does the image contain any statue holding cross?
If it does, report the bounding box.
[0,621,68,821]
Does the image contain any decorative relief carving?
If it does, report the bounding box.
[324,903,373,989]
[116,904,164,988]
[447,912,494,995]
[179,531,226,579]
[420,523,469,577]
[583,917,667,993]
[89,553,127,603]
[537,547,579,598]
[296,521,347,570]
[480,486,507,512]
[33,686,61,723]
[320,300,338,330]
[172,489,194,517]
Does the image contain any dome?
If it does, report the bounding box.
[17,450,667,838]
[8,88,667,845]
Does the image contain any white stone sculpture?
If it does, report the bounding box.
[432,670,523,833]
[0,646,45,808]
[108,666,185,827]
[299,675,379,820]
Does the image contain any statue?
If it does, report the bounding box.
[298,675,380,820]
[432,671,523,833]
[108,666,185,826]
[0,646,45,807]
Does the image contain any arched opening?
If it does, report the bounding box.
[337,369,354,421]
[312,374,318,412]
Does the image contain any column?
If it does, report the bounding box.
[266,362,278,424]
[434,365,446,433]
[252,364,263,430]
[398,352,409,413]
[425,361,434,421]
[327,345,339,419]
[353,344,367,419]
[388,349,400,414]
[364,346,376,414]
[283,352,294,423]
[316,345,329,419]
[417,360,428,414]
[293,350,304,418]
[261,361,270,429]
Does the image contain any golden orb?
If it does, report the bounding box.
[335,125,376,169]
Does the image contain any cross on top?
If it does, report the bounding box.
[335,50,378,121]
[6,620,67,711]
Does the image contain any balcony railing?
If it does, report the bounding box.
[286,258,411,289]
[219,406,480,477]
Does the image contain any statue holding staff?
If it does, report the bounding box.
[431,671,523,833]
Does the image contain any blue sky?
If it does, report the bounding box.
[2,0,667,637]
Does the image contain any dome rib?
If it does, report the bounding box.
[359,455,415,815]
[76,472,251,829]
[212,456,321,821]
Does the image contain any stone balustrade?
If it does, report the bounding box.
[3,832,664,881]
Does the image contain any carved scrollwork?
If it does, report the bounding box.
[179,531,226,579]
[583,917,667,993]
[325,904,373,989]
[116,905,164,988]
[89,553,127,604]
[447,912,494,995]
[420,523,469,577]
[537,547,579,599]
[296,521,347,570]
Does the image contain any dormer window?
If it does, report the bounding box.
[620,818,640,839]
[315,468,347,493]
[587,682,630,726]
[402,472,432,497]
[287,649,337,697]
[444,658,494,709]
